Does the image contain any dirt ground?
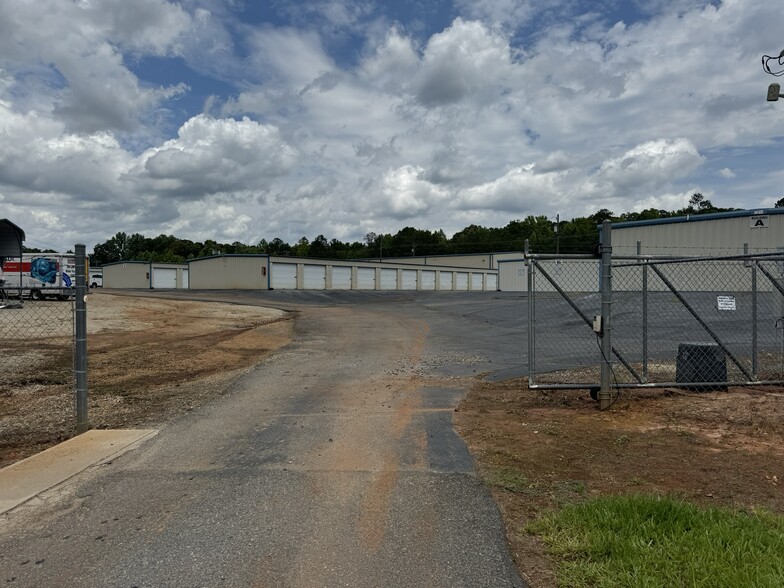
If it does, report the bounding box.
[3,293,784,587]
[0,293,293,468]
[455,381,784,588]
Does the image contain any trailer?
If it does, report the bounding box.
[0,254,76,300]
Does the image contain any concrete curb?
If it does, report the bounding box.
[0,429,158,515]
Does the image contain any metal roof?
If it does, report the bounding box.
[0,219,25,258]
[611,207,784,230]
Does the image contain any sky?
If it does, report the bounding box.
[1,0,784,253]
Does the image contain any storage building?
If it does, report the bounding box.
[103,262,189,289]
[498,207,784,292]
[187,255,498,292]
[611,208,784,256]
[365,252,523,269]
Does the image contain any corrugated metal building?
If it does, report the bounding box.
[611,208,784,256]
[103,262,189,289]
[364,252,523,269]
[188,255,268,289]
[187,255,498,291]
[498,259,600,292]
[498,208,784,292]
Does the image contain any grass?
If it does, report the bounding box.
[527,494,784,587]
[486,467,535,494]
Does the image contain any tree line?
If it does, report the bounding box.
[87,194,744,266]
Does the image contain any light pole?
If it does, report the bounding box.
[763,49,784,100]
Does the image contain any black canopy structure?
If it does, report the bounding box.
[0,218,25,259]
[0,219,25,302]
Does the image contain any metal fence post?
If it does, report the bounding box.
[638,241,648,382]
[746,244,758,379]
[75,244,89,434]
[525,239,535,387]
[599,222,613,410]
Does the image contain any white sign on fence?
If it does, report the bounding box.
[717,295,736,311]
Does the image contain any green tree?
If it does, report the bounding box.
[308,235,329,258]
[294,237,309,257]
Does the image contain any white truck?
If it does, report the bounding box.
[0,254,76,300]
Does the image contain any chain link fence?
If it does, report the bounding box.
[526,246,784,395]
[0,290,76,453]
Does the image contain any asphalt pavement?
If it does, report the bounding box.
[0,291,528,587]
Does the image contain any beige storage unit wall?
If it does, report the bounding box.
[612,208,784,256]
[103,262,189,289]
[498,259,601,292]
[498,260,527,292]
[188,255,269,289]
[187,254,498,292]
[102,262,150,288]
[369,252,523,269]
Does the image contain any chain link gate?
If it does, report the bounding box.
[526,234,784,401]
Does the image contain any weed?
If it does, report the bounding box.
[613,434,630,446]
[486,467,536,494]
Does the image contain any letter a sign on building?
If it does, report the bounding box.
[750,214,769,228]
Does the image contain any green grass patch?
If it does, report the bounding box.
[527,494,784,587]
[486,467,535,494]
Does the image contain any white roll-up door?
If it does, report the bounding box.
[455,272,469,290]
[471,274,483,291]
[401,269,417,290]
[379,268,397,290]
[332,266,351,289]
[153,268,177,288]
[356,267,375,290]
[439,272,453,290]
[182,269,189,289]
[486,273,497,290]
[272,263,297,289]
[303,264,326,289]
[420,270,436,290]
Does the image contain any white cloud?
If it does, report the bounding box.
[378,165,451,218]
[136,115,298,198]
[453,0,543,30]
[457,138,704,216]
[4,1,784,251]
[0,0,192,132]
[360,27,419,94]
[165,200,253,241]
[246,26,335,87]
[413,19,514,107]
[0,102,133,202]
[592,138,705,195]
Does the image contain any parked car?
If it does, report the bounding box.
[90,273,103,288]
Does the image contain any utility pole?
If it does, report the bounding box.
[555,213,560,254]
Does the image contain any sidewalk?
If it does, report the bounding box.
[0,429,157,514]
